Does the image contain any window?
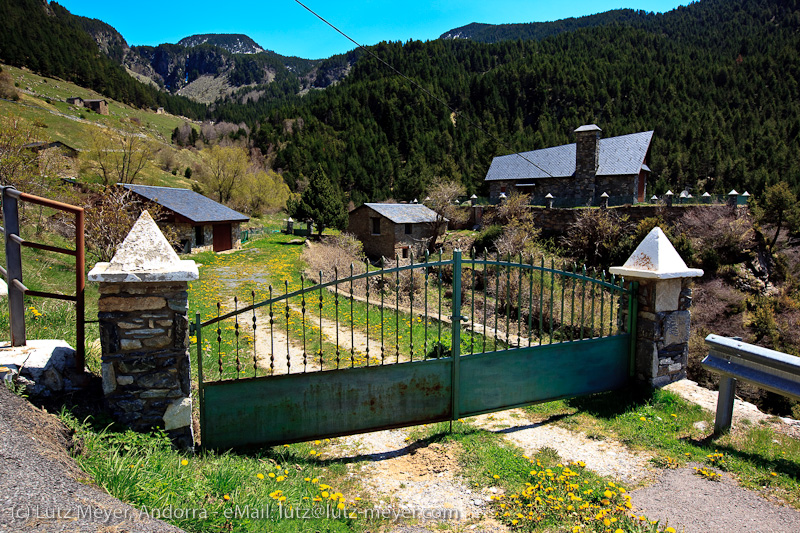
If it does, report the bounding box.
[371,217,381,235]
[404,223,412,235]
[402,247,409,259]
[195,225,205,246]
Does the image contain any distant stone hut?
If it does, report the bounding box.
[348,203,444,260]
[83,99,109,115]
[122,184,249,253]
[485,124,653,206]
[66,97,84,106]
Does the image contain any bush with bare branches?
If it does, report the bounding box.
[562,209,631,268]
[677,208,755,273]
[82,186,179,262]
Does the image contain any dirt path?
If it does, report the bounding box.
[247,305,320,374]
[316,381,800,533]
[470,409,654,485]
[324,427,505,531]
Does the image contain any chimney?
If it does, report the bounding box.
[574,124,601,203]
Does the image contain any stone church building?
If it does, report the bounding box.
[485,124,653,206]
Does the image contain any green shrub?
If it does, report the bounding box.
[472,224,503,255]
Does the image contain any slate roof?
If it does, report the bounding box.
[122,184,249,224]
[22,141,80,155]
[363,203,441,224]
[485,130,654,181]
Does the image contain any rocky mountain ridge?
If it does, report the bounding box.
[73,18,352,105]
[177,33,265,54]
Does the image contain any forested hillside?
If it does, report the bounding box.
[240,0,800,205]
[0,0,205,118]
[1,0,798,206]
[440,9,647,43]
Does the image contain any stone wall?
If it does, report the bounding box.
[175,223,247,254]
[349,209,395,258]
[98,280,193,448]
[528,204,742,238]
[392,221,439,258]
[488,176,638,206]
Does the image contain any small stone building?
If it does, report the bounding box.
[83,99,109,115]
[22,141,79,178]
[485,124,653,206]
[123,184,249,253]
[348,203,444,260]
[66,97,84,106]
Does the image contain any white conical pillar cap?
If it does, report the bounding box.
[610,227,703,280]
[88,211,199,282]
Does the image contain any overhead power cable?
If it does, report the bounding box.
[293,0,554,178]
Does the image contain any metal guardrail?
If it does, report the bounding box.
[701,334,800,433]
[1,186,86,370]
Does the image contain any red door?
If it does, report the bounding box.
[212,224,232,252]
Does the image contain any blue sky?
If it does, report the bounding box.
[58,0,691,59]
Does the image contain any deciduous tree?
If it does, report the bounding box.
[90,125,153,186]
[422,179,468,252]
[200,145,249,204]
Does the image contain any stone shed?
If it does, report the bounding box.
[348,203,444,260]
[83,99,109,115]
[122,184,249,253]
[485,124,653,206]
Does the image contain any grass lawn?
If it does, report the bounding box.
[524,387,800,509]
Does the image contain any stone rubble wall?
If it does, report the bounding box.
[98,281,193,448]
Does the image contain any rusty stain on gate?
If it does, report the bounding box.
[193,249,637,449]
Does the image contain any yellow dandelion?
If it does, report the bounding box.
[180,459,189,466]
[257,473,264,480]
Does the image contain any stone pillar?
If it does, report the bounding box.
[664,190,674,207]
[610,227,703,387]
[545,193,554,209]
[88,211,199,448]
[600,192,609,209]
[727,189,739,208]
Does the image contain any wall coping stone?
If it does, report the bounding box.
[88,211,198,283]
[610,226,703,280]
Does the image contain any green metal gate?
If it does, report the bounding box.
[193,250,637,449]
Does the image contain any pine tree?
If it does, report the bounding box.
[286,168,347,236]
